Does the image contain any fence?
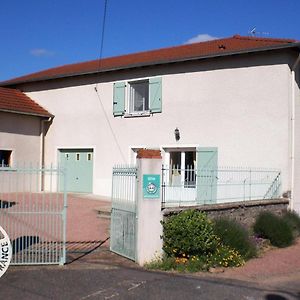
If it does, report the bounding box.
[162,166,281,208]
[0,164,67,265]
[110,165,137,261]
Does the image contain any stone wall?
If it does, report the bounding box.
[163,198,289,229]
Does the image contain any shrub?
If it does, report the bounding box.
[253,212,294,248]
[161,210,218,257]
[144,255,177,271]
[144,254,208,272]
[282,211,300,237]
[147,210,245,273]
[213,218,257,260]
[206,244,244,268]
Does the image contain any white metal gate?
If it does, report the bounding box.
[110,165,137,261]
[0,165,67,265]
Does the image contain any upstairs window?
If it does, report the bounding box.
[113,77,162,117]
[129,80,149,113]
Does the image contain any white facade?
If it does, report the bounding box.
[13,50,299,211]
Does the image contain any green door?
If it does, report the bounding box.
[59,149,93,193]
[196,147,218,204]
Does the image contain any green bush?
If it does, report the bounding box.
[147,210,245,273]
[206,244,244,268]
[253,212,294,248]
[144,255,177,271]
[161,210,218,257]
[213,218,257,260]
[282,211,300,237]
[144,254,208,273]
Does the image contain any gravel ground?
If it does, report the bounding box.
[217,238,300,282]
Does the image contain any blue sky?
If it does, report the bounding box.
[1,0,300,81]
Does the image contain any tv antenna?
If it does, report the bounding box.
[248,27,269,37]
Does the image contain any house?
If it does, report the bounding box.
[1,35,300,212]
[0,87,52,167]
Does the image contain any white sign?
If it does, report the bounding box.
[0,226,12,278]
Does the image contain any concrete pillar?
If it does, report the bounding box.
[136,149,163,266]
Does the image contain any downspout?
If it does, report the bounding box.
[40,117,53,191]
[290,53,300,210]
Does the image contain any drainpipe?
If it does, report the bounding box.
[40,117,53,191]
[290,53,300,210]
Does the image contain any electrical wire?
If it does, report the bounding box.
[97,0,108,73]
[94,0,126,163]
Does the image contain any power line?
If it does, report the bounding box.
[94,0,127,163]
[97,0,108,71]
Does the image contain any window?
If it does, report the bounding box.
[76,153,80,161]
[0,150,12,167]
[113,77,162,117]
[87,153,93,161]
[129,80,149,113]
[169,151,196,187]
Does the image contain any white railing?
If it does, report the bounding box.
[162,166,281,208]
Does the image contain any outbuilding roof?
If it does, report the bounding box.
[0,87,52,117]
[1,35,299,86]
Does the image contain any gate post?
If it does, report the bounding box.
[136,149,163,266]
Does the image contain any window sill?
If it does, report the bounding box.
[0,167,16,172]
[124,111,151,118]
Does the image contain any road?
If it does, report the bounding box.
[0,262,299,300]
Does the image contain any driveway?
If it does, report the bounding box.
[66,194,111,262]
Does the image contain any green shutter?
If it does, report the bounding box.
[113,82,126,116]
[149,77,162,113]
[196,147,218,204]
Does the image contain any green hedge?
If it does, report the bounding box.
[253,211,294,247]
[213,218,257,260]
[282,211,300,237]
[161,210,218,257]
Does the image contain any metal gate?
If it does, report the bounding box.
[110,165,137,261]
[0,165,67,265]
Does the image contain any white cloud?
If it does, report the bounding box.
[185,34,219,44]
[30,48,55,57]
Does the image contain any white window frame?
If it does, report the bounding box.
[125,79,150,117]
[162,145,198,186]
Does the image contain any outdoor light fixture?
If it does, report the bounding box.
[174,127,180,141]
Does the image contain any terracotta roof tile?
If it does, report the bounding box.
[1,35,299,85]
[0,87,52,117]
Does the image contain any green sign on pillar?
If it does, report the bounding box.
[143,174,160,199]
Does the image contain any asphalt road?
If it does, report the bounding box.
[0,264,299,300]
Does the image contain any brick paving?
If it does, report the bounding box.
[66,193,110,243]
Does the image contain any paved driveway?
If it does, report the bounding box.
[66,194,111,262]
[67,194,110,242]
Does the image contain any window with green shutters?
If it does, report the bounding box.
[113,77,162,117]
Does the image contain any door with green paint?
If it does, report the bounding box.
[59,149,93,193]
[196,147,218,204]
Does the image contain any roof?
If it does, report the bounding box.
[1,35,299,86]
[0,87,52,117]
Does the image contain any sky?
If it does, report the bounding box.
[1,0,300,81]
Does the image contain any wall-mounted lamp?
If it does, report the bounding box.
[174,127,180,141]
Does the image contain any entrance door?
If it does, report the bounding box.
[59,149,93,193]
